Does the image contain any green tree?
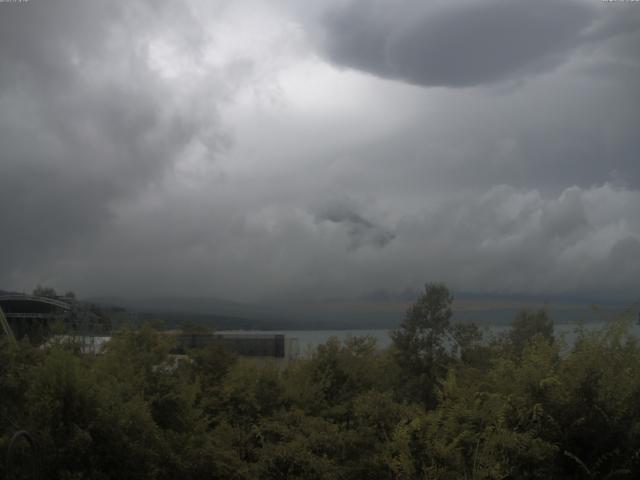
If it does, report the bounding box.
[32,285,58,298]
[180,320,212,335]
[509,309,554,355]
[451,321,486,366]
[391,282,453,407]
[249,410,341,480]
[285,336,385,421]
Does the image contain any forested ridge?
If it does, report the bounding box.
[2,284,640,479]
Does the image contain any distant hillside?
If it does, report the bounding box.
[85,292,637,331]
[86,296,290,330]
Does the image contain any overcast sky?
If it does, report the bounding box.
[1,0,639,302]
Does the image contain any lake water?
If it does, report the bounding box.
[221,322,640,355]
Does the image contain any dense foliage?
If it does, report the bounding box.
[2,285,640,479]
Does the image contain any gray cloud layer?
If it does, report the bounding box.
[0,0,225,279]
[319,0,633,87]
[313,199,396,250]
[1,0,639,303]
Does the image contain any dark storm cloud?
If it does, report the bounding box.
[381,184,640,300]
[313,200,395,250]
[0,0,221,280]
[1,0,639,303]
[319,0,603,87]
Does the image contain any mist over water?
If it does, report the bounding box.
[222,321,640,353]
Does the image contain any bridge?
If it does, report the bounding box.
[0,294,111,345]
